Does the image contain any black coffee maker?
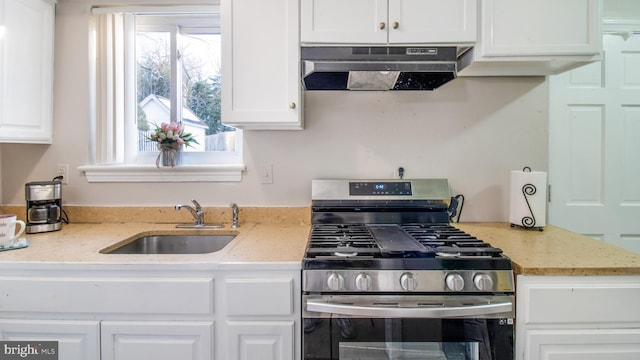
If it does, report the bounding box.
[25,180,63,233]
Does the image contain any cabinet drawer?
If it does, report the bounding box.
[225,278,294,316]
[519,276,640,325]
[0,276,214,316]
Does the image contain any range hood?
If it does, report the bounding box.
[301,46,473,91]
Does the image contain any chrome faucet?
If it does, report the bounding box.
[175,199,204,226]
[230,203,239,228]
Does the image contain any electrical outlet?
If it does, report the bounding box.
[57,164,69,184]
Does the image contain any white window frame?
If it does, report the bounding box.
[80,5,244,183]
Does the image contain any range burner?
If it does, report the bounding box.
[306,223,505,260]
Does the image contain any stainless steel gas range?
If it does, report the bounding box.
[302,179,515,360]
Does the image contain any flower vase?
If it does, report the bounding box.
[156,146,182,168]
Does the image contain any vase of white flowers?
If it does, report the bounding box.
[146,122,199,168]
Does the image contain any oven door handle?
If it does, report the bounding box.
[305,299,513,318]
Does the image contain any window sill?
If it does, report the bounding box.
[79,164,245,183]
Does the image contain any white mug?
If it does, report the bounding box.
[0,214,26,247]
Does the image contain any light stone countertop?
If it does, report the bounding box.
[455,223,640,276]
[0,219,639,276]
[0,222,310,269]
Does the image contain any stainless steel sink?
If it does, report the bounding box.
[101,234,237,254]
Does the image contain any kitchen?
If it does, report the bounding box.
[0,0,550,218]
[1,0,640,360]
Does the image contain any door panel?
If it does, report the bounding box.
[549,34,640,253]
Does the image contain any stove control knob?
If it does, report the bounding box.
[473,273,494,292]
[400,273,417,291]
[445,274,465,292]
[355,273,372,291]
[327,272,344,291]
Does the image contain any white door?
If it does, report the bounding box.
[549,33,640,253]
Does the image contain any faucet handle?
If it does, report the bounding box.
[191,199,202,211]
[230,203,239,228]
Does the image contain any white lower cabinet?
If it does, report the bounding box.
[526,329,640,360]
[516,275,640,360]
[0,319,100,360]
[0,270,216,360]
[227,321,295,360]
[219,270,300,360]
[0,319,214,360]
[0,266,301,360]
[101,321,213,360]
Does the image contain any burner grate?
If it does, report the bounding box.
[307,224,379,258]
[400,224,504,258]
[306,223,504,259]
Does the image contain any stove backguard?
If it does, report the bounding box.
[311,199,451,225]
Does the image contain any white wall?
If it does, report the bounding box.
[0,0,548,222]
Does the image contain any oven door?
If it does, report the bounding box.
[303,294,514,360]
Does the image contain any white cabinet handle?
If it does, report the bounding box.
[379,22,386,30]
[289,102,296,109]
[392,21,399,29]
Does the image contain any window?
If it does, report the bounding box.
[83,6,244,182]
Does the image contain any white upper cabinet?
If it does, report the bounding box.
[0,0,55,143]
[301,0,477,45]
[459,0,602,76]
[221,0,303,130]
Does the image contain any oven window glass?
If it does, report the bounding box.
[339,341,478,360]
[303,317,512,360]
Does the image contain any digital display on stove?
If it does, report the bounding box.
[349,181,412,196]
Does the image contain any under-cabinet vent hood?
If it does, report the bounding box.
[301,46,473,91]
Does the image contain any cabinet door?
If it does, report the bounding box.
[227,321,295,360]
[0,319,100,360]
[101,321,213,360]
[0,0,54,143]
[516,276,640,360]
[388,0,476,44]
[525,329,640,360]
[221,0,302,130]
[300,0,387,44]
[480,0,601,57]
